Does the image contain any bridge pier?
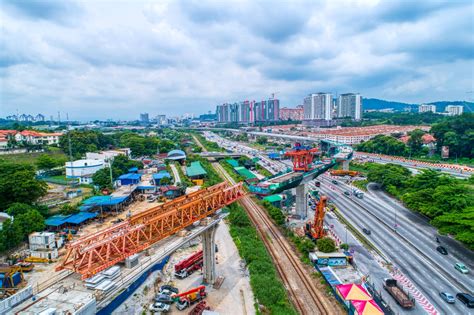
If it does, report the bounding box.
[295,184,308,219]
[342,160,350,171]
[202,224,218,284]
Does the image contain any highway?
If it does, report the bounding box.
[318,175,474,314]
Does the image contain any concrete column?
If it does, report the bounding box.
[342,160,350,170]
[202,224,218,284]
[295,184,308,219]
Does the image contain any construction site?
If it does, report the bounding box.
[1,130,388,315]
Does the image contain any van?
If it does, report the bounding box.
[456,293,474,308]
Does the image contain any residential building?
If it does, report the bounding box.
[280,105,304,121]
[303,93,332,121]
[140,113,149,123]
[265,99,280,121]
[0,130,62,147]
[85,148,131,166]
[65,159,105,179]
[445,105,464,116]
[337,93,362,120]
[156,115,167,125]
[418,104,436,113]
[216,98,279,123]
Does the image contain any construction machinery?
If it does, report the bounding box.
[284,143,319,172]
[173,285,207,310]
[0,265,24,296]
[329,170,360,177]
[57,182,245,279]
[305,196,328,240]
[174,250,203,279]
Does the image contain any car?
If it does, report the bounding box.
[455,263,469,274]
[332,180,338,185]
[343,191,351,196]
[436,246,448,255]
[149,302,170,313]
[439,292,455,304]
[155,293,173,304]
[362,228,371,235]
[159,285,178,294]
[456,293,474,308]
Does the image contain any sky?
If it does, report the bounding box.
[1,0,473,121]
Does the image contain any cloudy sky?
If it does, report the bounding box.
[1,0,473,121]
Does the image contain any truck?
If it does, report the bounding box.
[330,170,360,177]
[174,250,203,279]
[383,278,415,309]
[189,301,210,315]
[173,285,207,311]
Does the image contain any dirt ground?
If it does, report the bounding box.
[113,222,255,315]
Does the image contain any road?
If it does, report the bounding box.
[169,163,181,184]
[318,175,474,314]
[354,153,473,179]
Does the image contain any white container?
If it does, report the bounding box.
[30,249,58,260]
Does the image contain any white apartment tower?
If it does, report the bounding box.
[337,93,362,120]
[303,93,332,121]
[418,104,436,113]
[445,105,464,116]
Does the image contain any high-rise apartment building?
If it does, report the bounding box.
[216,98,279,123]
[445,105,463,116]
[337,93,362,120]
[303,93,332,121]
[418,104,436,113]
[140,113,149,123]
[280,105,304,121]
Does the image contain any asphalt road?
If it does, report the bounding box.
[318,175,474,314]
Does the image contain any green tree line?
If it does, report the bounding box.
[365,163,474,249]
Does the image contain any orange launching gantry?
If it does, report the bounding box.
[305,195,327,240]
[56,182,245,279]
[284,143,319,172]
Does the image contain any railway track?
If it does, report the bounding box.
[212,162,333,315]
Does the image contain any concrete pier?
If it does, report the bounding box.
[202,224,218,284]
[295,184,308,219]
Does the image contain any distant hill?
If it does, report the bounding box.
[362,98,473,113]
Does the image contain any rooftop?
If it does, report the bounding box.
[186,161,207,177]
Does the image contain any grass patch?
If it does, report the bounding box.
[255,163,272,177]
[352,179,368,191]
[0,150,67,165]
[226,203,297,315]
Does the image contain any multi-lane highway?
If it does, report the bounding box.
[318,175,473,314]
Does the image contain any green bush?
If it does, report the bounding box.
[317,237,336,253]
[340,243,349,250]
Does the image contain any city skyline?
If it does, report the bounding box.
[1,0,473,120]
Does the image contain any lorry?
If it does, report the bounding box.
[383,278,415,309]
[173,285,207,311]
[330,170,360,177]
[174,250,203,279]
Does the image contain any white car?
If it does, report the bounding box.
[149,302,170,313]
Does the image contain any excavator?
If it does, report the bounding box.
[305,195,328,240]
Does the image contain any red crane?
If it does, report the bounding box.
[305,196,327,240]
[284,142,319,172]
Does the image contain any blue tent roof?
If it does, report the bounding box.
[152,171,171,180]
[128,167,138,172]
[64,212,97,224]
[118,173,141,180]
[82,195,130,207]
[45,215,69,227]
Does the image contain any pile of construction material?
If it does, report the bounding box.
[85,266,121,297]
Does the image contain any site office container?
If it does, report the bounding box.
[30,248,58,260]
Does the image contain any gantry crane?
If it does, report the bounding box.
[284,142,319,172]
[56,182,245,279]
[305,195,327,240]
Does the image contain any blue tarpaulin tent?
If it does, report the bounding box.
[118,173,141,185]
[64,212,98,225]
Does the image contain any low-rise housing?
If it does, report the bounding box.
[65,159,105,180]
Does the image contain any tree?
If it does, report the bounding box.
[159,176,171,185]
[407,129,425,155]
[316,237,336,253]
[92,168,115,189]
[36,154,58,170]
[15,209,45,237]
[5,203,34,216]
[256,136,268,145]
[0,218,23,252]
[0,161,48,209]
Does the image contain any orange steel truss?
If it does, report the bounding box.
[56,182,245,279]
